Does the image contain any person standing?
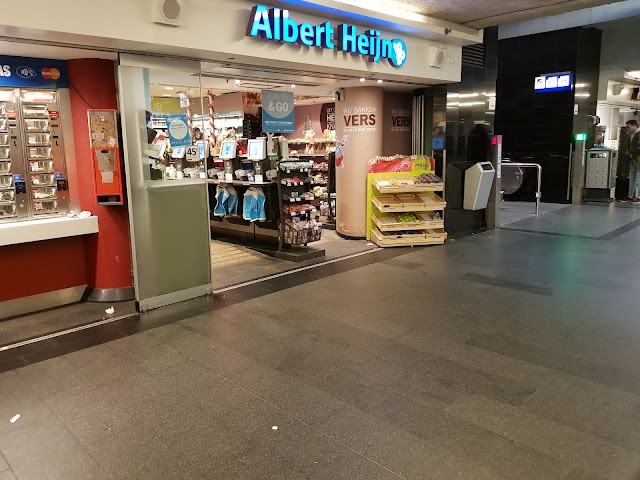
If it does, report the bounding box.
[625,119,640,202]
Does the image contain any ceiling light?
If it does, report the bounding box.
[377,79,383,84]
[359,78,365,82]
[162,94,171,97]
[164,86,174,90]
[332,98,336,101]
[234,79,241,84]
[290,84,296,88]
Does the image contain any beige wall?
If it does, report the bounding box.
[382,91,413,156]
[0,0,465,85]
[335,87,384,238]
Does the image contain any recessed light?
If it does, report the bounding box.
[377,79,383,84]
[359,78,365,82]
[290,84,296,88]
[332,98,336,101]
[162,94,171,97]
[234,79,241,84]
[164,86,174,90]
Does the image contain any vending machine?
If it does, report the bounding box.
[0,88,70,222]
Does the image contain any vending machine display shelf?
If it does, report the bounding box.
[372,193,446,212]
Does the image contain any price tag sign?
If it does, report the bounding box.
[255,174,264,183]
[225,173,234,182]
[185,145,200,162]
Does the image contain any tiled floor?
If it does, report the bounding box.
[2,217,640,478]
[502,202,640,238]
[0,301,137,348]
[211,229,377,290]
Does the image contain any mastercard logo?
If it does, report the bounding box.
[41,68,60,80]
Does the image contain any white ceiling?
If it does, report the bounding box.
[321,0,624,28]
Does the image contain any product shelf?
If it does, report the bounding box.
[372,193,446,212]
[371,227,447,247]
[372,177,444,194]
[372,213,444,232]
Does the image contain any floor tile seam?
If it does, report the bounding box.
[476,331,640,378]
[448,393,640,463]
[514,403,640,459]
[205,373,408,479]
[466,335,640,397]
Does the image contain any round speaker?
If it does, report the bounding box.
[155,0,183,25]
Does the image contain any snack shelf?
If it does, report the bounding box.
[372,193,446,213]
[371,227,447,247]
[373,177,444,194]
[372,213,444,232]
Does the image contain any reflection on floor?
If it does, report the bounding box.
[211,229,378,290]
[0,300,137,348]
[501,201,640,239]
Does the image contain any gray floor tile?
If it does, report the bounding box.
[105,333,187,374]
[0,371,53,436]
[447,394,640,480]
[0,451,7,472]
[144,322,193,343]
[164,331,257,377]
[0,416,109,480]
[0,472,15,480]
[468,332,640,395]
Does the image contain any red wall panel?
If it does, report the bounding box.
[67,59,133,290]
[0,237,87,302]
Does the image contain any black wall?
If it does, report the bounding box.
[443,27,499,236]
[495,27,601,203]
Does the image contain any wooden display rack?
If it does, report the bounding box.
[366,155,447,248]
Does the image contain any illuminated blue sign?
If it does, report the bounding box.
[248,5,407,68]
[534,73,573,93]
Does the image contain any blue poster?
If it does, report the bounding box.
[0,55,68,88]
[262,90,294,133]
[166,114,192,147]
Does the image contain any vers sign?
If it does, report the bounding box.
[248,5,407,68]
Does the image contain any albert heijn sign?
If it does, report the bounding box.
[0,55,69,88]
[247,4,407,68]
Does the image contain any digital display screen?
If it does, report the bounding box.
[432,137,445,150]
[534,73,573,93]
[248,139,265,160]
[198,142,206,159]
[220,140,236,159]
[171,147,185,159]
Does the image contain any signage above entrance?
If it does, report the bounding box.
[0,55,68,88]
[534,73,573,93]
[248,5,407,68]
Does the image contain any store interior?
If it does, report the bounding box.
[144,65,420,290]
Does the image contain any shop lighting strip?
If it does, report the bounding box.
[214,247,382,294]
[0,312,138,352]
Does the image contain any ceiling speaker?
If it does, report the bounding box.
[430,47,446,68]
[153,0,184,27]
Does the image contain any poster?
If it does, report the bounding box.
[320,103,335,131]
[262,89,294,133]
[166,114,192,147]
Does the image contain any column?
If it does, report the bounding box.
[335,87,384,238]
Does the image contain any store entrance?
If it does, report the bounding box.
[145,64,393,291]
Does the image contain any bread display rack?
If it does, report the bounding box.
[366,155,447,248]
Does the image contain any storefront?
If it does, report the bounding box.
[1,0,482,313]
